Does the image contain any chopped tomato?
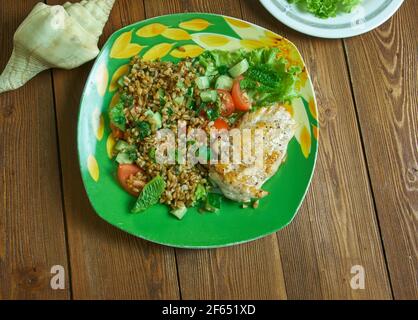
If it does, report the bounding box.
[232,76,251,111]
[217,89,235,117]
[110,123,124,139]
[213,118,229,130]
[117,164,144,197]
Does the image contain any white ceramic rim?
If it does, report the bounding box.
[259,0,405,38]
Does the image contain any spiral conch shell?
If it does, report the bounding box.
[0,0,115,93]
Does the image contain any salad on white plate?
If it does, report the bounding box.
[260,0,405,38]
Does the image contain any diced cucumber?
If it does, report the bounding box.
[186,97,195,109]
[114,140,130,152]
[116,150,137,164]
[215,75,233,91]
[205,63,218,77]
[228,58,249,78]
[144,110,162,131]
[117,76,125,87]
[171,206,187,220]
[176,81,185,89]
[200,90,218,103]
[174,96,185,106]
[196,76,210,90]
[116,152,132,164]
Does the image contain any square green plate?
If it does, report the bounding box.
[78,13,319,248]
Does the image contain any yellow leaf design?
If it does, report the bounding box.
[87,155,99,182]
[225,17,251,28]
[179,19,211,31]
[312,124,319,141]
[170,45,204,58]
[300,126,311,158]
[162,28,191,40]
[96,63,108,97]
[240,39,266,49]
[295,70,308,91]
[136,23,167,37]
[109,92,120,109]
[92,107,104,141]
[199,34,230,47]
[106,133,116,158]
[309,98,317,120]
[142,43,175,61]
[109,64,129,92]
[110,30,145,59]
[292,99,312,158]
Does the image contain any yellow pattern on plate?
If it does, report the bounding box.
[106,134,116,158]
[293,98,312,158]
[96,63,108,97]
[136,23,167,37]
[198,34,230,46]
[312,124,319,140]
[179,19,211,31]
[299,126,311,159]
[87,155,99,182]
[162,28,191,40]
[110,30,145,59]
[170,45,205,58]
[240,39,266,49]
[109,92,120,109]
[308,97,317,120]
[109,64,129,92]
[142,43,175,61]
[224,17,251,28]
[92,107,104,141]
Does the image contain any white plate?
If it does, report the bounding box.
[259,0,404,38]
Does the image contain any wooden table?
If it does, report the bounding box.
[0,0,416,300]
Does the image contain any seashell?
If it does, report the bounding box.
[0,0,115,94]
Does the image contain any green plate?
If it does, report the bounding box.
[78,13,318,248]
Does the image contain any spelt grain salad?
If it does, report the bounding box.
[109,47,300,220]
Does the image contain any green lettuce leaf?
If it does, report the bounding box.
[131,175,166,213]
[287,0,362,18]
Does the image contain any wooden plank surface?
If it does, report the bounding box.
[0,0,415,300]
[48,0,180,299]
[344,1,418,300]
[0,0,70,299]
[144,0,288,300]
[240,0,393,299]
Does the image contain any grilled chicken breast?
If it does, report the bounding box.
[209,105,295,203]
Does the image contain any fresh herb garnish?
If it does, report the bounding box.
[120,92,134,107]
[109,102,126,131]
[136,121,151,140]
[287,0,362,19]
[131,175,166,213]
[148,147,156,163]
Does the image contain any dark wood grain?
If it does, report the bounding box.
[48,0,180,299]
[144,0,288,300]
[240,0,393,299]
[344,1,418,300]
[0,0,70,299]
[1,0,416,300]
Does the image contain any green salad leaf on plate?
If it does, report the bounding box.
[131,175,166,213]
[287,0,362,18]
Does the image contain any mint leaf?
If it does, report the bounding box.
[109,102,126,131]
[131,175,166,213]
